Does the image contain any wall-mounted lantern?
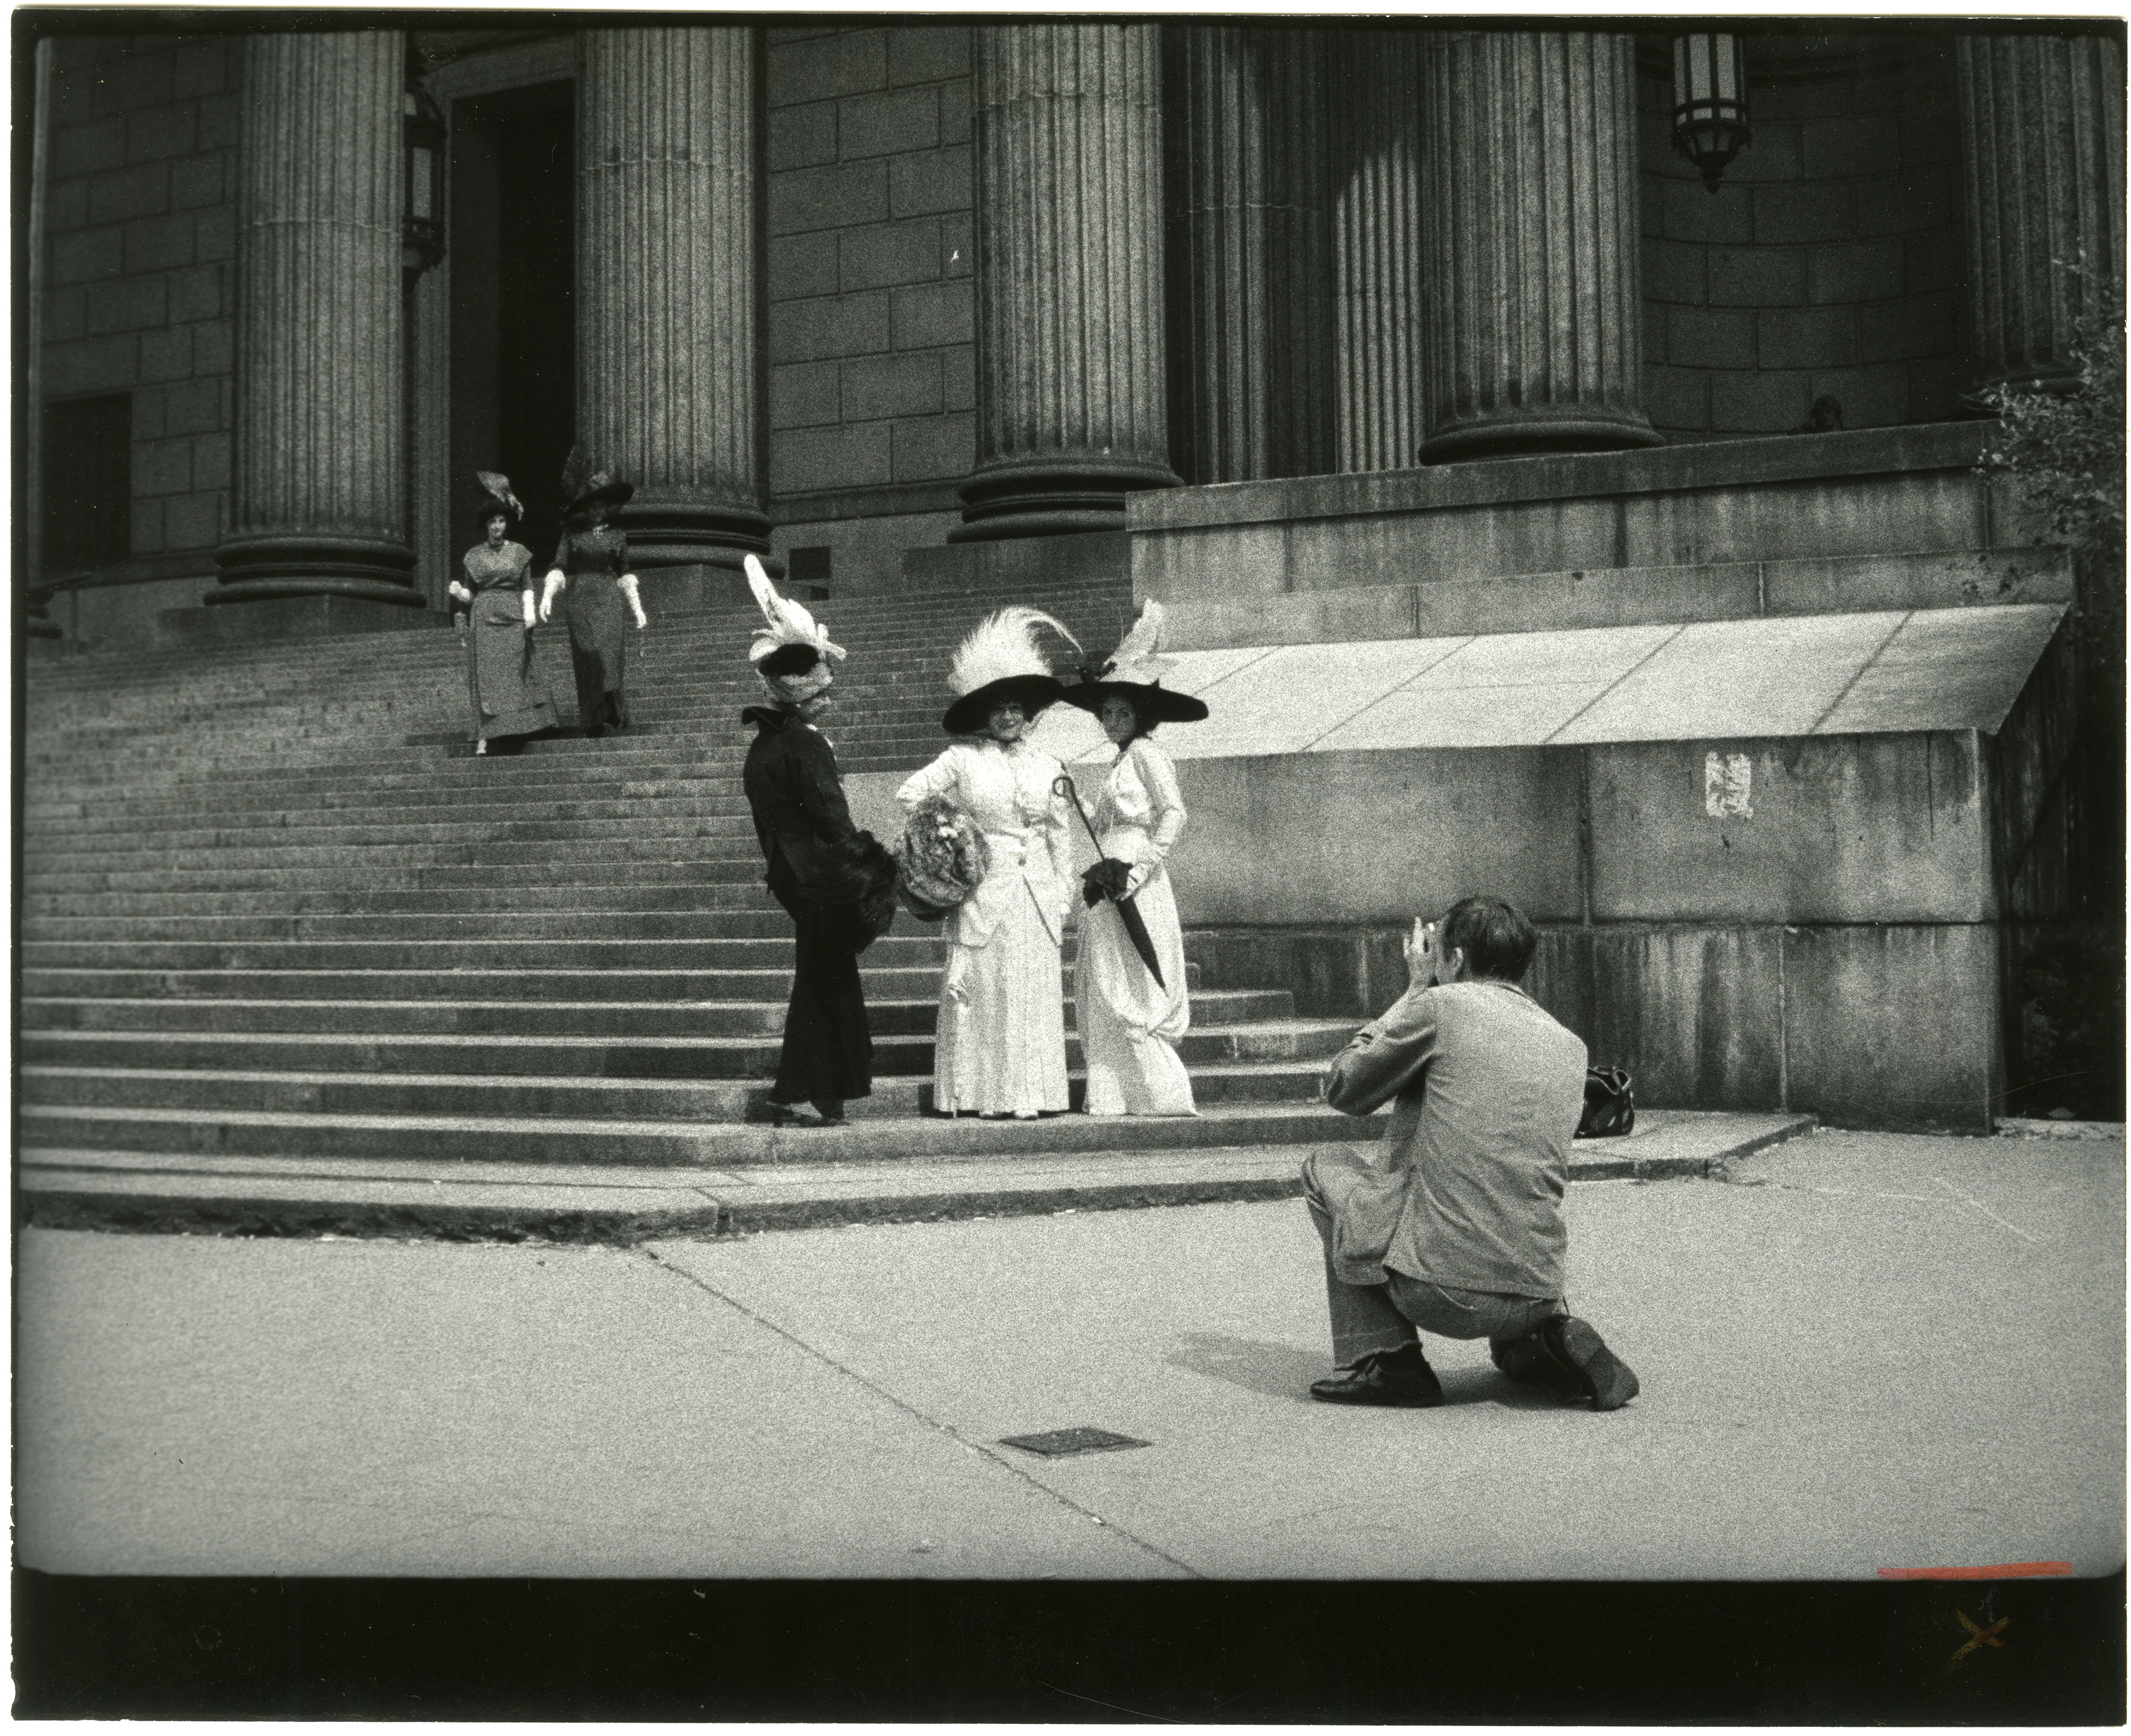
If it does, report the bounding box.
[1671,33,1751,193]
[403,86,447,283]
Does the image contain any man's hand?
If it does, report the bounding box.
[1403,916,1439,991]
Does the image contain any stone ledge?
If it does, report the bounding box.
[1132,423,1993,533]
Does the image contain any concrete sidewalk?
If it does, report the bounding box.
[21,1106,1813,1240]
[16,1127,2122,1580]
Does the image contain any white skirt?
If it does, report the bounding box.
[934,878,1070,1116]
[1073,864,1196,1117]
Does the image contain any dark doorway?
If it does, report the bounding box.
[449,83,575,565]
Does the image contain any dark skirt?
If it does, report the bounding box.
[463,590,556,741]
[770,886,873,1107]
[560,572,631,732]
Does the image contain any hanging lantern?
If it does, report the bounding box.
[402,86,447,281]
[1671,33,1751,193]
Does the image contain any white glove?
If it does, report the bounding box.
[521,593,536,630]
[447,579,471,605]
[538,570,563,623]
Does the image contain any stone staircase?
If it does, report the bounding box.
[20,568,1371,1198]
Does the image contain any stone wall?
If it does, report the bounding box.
[38,34,237,628]
[1638,40,1968,442]
[764,25,976,519]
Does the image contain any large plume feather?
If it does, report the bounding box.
[948,606,1080,696]
[743,553,844,666]
[1099,600,1169,680]
[475,471,523,519]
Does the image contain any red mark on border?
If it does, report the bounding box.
[1877,1561,2072,1581]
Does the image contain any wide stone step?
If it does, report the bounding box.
[18,936,941,971]
[20,815,761,853]
[19,838,769,875]
[14,1097,1365,1168]
[18,1053,1325,1120]
[25,796,757,837]
[19,959,1222,1005]
[23,882,777,918]
[21,858,767,894]
[20,1016,1352,1075]
[22,772,750,821]
[20,910,822,940]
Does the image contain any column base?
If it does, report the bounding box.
[1422,409,1665,465]
[950,456,1182,543]
[620,497,773,572]
[212,530,419,606]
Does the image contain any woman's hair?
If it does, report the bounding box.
[477,507,512,535]
[1439,894,1538,984]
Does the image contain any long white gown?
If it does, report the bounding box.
[1075,736,1196,1116]
[896,738,1073,1116]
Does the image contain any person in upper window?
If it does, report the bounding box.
[1056,602,1207,1117]
[538,451,643,740]
[895,608,1078,1121]
[1304,894,1640,1412]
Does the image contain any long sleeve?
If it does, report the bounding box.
[794,730,857,846]
[1322,987,1442,1116]
[1133,740,1186,862]
[897,748,962,812]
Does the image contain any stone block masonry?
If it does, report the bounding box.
[1636,40,1968,442]
[765,25,975,506]
[39,34,236,576]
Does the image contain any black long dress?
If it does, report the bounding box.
[551,524,632,734]
[741,704,896,1111]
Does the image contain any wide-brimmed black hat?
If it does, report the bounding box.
[1057,601,1206,725]
[559,446,634,519]
[940,607,1078,736]
[943,673,1066,737]
[1059,676,1208,725]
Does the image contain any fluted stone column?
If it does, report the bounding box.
[577,27,767,573]
[1956,33,2127,394]
[1419,30,1659,463]
[955,23,1180,541]
[1162,26,1337,485]
[1332,29,1427,474]
[214,32,416,605]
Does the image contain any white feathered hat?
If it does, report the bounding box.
[942,606,1080,736]
[1058,601,1208,724]
[744,553,845,704]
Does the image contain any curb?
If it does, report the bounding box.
[20,1116,1819,1244]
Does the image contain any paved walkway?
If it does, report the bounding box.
[17,1128,2121,1580]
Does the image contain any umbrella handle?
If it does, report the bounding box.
[1051,773,1106,856]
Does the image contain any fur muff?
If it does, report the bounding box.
[892,793,992,921]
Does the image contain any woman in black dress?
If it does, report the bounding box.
[538,459,643,738]
[740,555,895,1128]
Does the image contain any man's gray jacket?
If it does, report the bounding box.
[1319,979,1586,1298]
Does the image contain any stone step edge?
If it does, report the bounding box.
[18,1114,1814,1242]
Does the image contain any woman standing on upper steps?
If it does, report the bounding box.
[1058,602,1208,1117]
[538,449,645,739]
[447,472,557,757]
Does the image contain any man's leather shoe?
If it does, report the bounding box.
[1309,1347,1444,1407]
[1491,1330,1584,1400]
[1537,1316,1639,1411]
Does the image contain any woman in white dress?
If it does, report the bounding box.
[1058,603,1208,1116]
[896,608,1078,1119]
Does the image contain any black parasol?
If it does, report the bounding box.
[1053,773,1164,991]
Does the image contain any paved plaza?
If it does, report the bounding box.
[17,1128,2123,1581]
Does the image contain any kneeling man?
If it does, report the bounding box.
[1304,894,1638,1410]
